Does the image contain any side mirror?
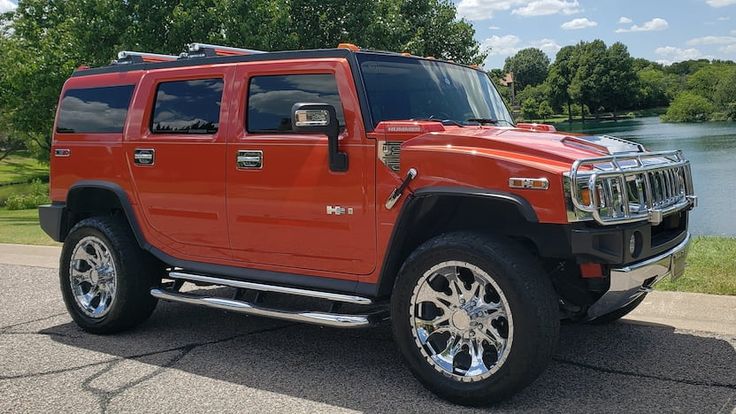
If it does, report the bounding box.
[291,103,347,172]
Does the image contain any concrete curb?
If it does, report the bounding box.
[0,243,61,269]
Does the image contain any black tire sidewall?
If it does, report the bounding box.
[391,233,559,405]
[60,217,157,333]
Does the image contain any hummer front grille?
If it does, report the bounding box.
[568,150,697,225]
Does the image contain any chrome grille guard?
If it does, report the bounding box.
[568,150,697,225]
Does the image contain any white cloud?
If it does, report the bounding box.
[483,34,522,56]
[512,0,581,16]
[529,38,562,54]
[489,25,502,30]
[561,17,598,30]
[706,0,736,7]
[717,16,732,20]
[0,0,17,13]
[482,35,562,67]
[618,16,633,24]
[686,35,736,45]
[654,46,706,65]
[458,0,521,20]
[732,29,736,35]
[721,44,736,54]
[616,18,669,33]
[457,0,579,20]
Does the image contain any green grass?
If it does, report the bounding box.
[0,208,732,295]
[657,236,736,296]
[0,208,57,246]
[0,153,48,185]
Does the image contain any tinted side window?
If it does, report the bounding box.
[247,74,344,133]
[152,78,223,134]
[57,85,135,133]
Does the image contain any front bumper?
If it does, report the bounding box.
[586,233,691,319]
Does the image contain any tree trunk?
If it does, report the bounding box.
[567,101,572,123]
[580,101,585,123]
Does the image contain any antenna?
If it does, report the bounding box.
[187,43,266,58]
[115,51,178,65]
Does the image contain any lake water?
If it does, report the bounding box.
[554,116,736,236]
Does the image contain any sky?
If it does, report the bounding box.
[454,0,736,68]
[1,0,735,68]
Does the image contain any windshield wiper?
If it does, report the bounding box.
[411,118,465,127]
[466,118,499,125]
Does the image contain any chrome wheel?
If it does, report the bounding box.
[69,236,117,318]
[409,260,513,382]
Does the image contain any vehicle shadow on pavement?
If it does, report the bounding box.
[41,296,736,413]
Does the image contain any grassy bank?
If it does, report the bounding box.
[0,207,733,295]
[0,153,48,185]
[0,208,57,246]
[657,236,736,296]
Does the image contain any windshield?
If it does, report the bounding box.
[357,54,514,128]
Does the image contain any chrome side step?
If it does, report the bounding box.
[150,288,387,328]
[168,271,372,305]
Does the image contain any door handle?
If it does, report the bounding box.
[236,150,263,169]
[134,148,155,166]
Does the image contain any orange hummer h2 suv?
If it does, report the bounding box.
[39,43,697,405]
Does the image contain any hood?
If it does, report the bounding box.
[400,126,644,168]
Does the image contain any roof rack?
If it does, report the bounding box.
[114,51,179,65]
[186,43,266,58]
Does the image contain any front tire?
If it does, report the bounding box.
[60,216,161,334]
[391,233,559,406]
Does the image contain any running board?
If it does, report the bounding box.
[150,288,387,328]
[168,271,372,305]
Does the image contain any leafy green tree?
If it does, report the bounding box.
[713,67,736,111]
[632,57,663,72]
[636,68,669,108]
[503,48,550,91]
[604,42,637,119]
[521,98,540,121]
[568,40,608,120]
[0,0,486,162]
[687,65,725,99]
[662,92,715,122]
[538,101,553,122]
[545,45,575,122]
[516,84,548,107]
[666,59,711,76]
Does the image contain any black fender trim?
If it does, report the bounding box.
[374,187,539,298]
[56,180,378,297]
[412,187,538,222]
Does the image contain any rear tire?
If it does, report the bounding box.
[60,216,161,334]
[391,232,559,406]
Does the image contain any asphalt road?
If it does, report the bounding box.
[1,262,735,413]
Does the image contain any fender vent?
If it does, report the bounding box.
[379,141,402,172]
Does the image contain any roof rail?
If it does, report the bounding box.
[186,43,266,58]
[114,51,178,65]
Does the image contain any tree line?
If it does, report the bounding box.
[494,41,736,123]
[0,0,484,162]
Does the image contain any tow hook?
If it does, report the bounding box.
[385,168,417,209]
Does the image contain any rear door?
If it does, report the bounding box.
[125,66,234,260]
[226,59,376,275]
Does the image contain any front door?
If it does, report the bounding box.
[226,60,376,275]
[125,66,234,260]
